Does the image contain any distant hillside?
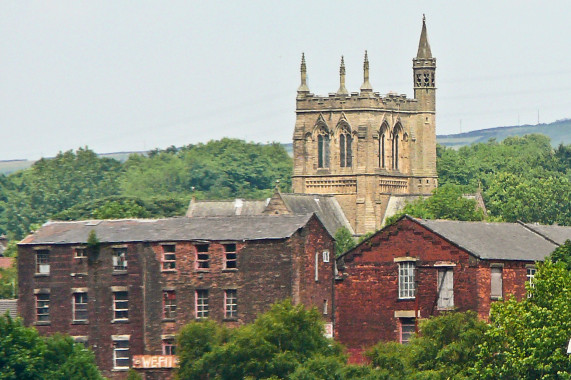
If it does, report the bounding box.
[437,119,571,148]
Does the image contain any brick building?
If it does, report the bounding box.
[292,17,437,235]
[335,216,571,361]
[18,214,335,379]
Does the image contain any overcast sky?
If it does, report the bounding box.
[1,1,570,160]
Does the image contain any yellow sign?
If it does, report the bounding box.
[132,355,179,369]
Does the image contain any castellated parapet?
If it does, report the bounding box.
[292,17,437,235]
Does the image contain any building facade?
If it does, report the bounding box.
[335,216,571,362]
[18,214,335,379]
[292,17,437,235]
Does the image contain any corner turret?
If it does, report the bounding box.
[297,53,310,98]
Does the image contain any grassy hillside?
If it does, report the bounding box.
[437,119,571,148]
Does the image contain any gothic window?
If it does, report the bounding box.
[379,122,389,169]
[431,73,435,87]
[339,131,352,168]
[317,133,330,168]
[424,73,430,87]
[416,73,422,87]
[392,123,403,170]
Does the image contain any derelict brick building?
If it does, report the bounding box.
[18,214,334,379]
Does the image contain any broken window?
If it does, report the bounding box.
[196,244,209,269]
[113,291,129,320]
[162,244,176,270]
[36,293,50,322]
[112,248,127,271]
[437,268,454,309]
[224,244,237,269]
[398,261,415,299]
[73,292,88,321]
[491,266,503,299]
[400,318,415,344]
[163,290,176,319]
[36,250,50,275]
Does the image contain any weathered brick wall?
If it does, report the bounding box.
[335,218,533,353]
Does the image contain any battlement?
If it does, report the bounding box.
[296,91,422,113]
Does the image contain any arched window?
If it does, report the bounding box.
[392,123,403,170]
[379,122,389,169]
[339,132,352,167]
[317,134,330,168]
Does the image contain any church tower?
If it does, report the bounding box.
[292,17,438,235]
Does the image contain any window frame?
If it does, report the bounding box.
[162,338,176,356]
[112,247,127,272]
[339,132,352,168]
[112,337,130,370]
[436,267,454,310]
[398,261,416,299]
[491,266,503,300]
[36,293,50,322]
[399,318,415,344]
[113,291,129,321]
[317,133,330,169]
[162,244,176,271]
[526,266,536,298]
[195,244,210,270]
[163,290,176,319]
[35,250,50,275]
[195,289,209,319]
[322,250,330,263]
[74,246,87,258]
[224,243,237,269]
[224,289,237,319]
[73,292,88,322]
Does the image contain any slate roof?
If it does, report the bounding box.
[0,299,17,318]
[19,214,316,245]
[280,193,354,236]
[186,199,267,217]
[522,223,571,246]
[413,217,562,261]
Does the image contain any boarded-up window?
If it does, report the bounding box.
[437,268,454,309]
[491,267,503,299]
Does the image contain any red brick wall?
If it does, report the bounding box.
[335,218,534,354]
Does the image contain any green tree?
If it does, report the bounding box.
[474,259,571,379]
[0,315,104,379]
[334,227,356,257]
[176,300,341,380]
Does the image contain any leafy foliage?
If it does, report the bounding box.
[334,227,356,257]
[367,312,488,379]
[0,259,17,299]
[0,315,104,379]
[474,259,571,379]
[176,300,343,380]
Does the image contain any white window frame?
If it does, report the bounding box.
[36,250,50,274]
[162,338,176,356]
[112,248,127,271]
[195,289,209,319]
[163,290,176,319]
[74,247,87,258]
[113,291,129,321]
[224,289,237,319]
[73,292,88,322]
[526,266,536,298]
[323,250,330,263]
[112,336,130,370]
[400,318,415,344]
[398,261,416,299]
[224,244,237,269]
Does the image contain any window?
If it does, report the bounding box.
[225,289,237,319]
[437,268,454,309]
[491,266,503,299]
[163,339,176,355]
[527,267,536,298]
[73,292,88,321]
[317,134,330,168]
[113,337,130,370]
[112,248,127,271]
[392,133,399,170]
[323,299,328,315]
[73,336,89,348]
[400,318,415,344]
[162,244,176,270]
[36,250,50,274]
[339,133,352,168]
[75,247,87,258]
[113,291,129,320]
[322,250,330,263]
[398,262,415,299]
[379,133,386,168]
[196,289,209,319]
[224,244,237,269]
[36,293,50,322]
[196,244,209,269]
[163,290,176,319]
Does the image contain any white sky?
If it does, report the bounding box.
[1,1,570,160]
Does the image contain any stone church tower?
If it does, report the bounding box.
[292,17,437,235]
